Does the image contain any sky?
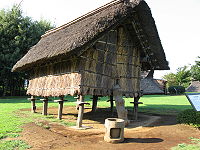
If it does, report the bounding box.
[0,0,200,79]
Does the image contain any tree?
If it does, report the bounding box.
[0,5,54,96]
[190,56,200,81]
[175,66,191,88]
[163,73,178,87]
[163,66,191,88]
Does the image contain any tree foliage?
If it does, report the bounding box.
[163,66,191,88]
[190,56,200,81]
[0,5,53,96]
[175,66,191,87]
[163,73,178,87]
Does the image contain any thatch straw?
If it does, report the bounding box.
[12,0,169,72]
[27,27,142,97]
[27,73,81,97]
[13,0,170,97]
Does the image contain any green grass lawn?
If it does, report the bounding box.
[98,95,192,115]
[0,95,194,149]
[171,138,200,150]
[135,95,192,115]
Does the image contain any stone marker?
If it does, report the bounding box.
[104,118,125,143]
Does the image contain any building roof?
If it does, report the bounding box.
[140,70,166,94]
[141,78,165,94]
[186,81,200,92]
[12,0,169,72]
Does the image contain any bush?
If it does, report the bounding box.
[168,86,185,95]
[177,109,200,128]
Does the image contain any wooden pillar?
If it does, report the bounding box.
[40,97,48,116]
[130,96,143,121]
[75,95,90,128]
[54,96,65,120]
[74,96,80,110]
[58,100,64,120]
[28,96,36,113]
[92,95,98,112]
[110,95,114,116]
[77,95,84,128]
[134,97,139,120]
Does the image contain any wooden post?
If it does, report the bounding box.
[77,95,84,128]
[130,96,143,121]
[74,96,80,110]
[40,97,48,116]
[134,97,139,120]
[54,96,65,120]
[28,96,36,113]
[110,95,114,116]
[92,95,98,112]
[58,100,64,120]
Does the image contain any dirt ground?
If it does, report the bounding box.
[17,106,200,150]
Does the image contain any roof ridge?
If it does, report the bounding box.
[42,0,124,38]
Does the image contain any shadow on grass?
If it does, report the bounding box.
[0,97,29,103]
[59,106,183,127]
[1,95,192,128]
[126,104,192,116]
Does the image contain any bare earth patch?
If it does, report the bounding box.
[18,107,200,150]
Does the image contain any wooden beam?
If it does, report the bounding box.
[74,96,80,110]
[40,97,49,116]
[28,96,36,113]
[58,100,63,120]
[76,95,84,128]
[54,96,66,120]
[133,96,140,120]
[92,95,98,113]
[110,95,114,116]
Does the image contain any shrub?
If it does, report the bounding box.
[168,86,185,95]
[195,113,200,128]
[177,109,196,124]
[177,109,200,128]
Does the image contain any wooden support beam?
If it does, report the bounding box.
[28,96,36,113]
[106,96,115,115]
[130,102,143,104]
[40,97,49,116]
[54,96,67,120]
[74,96,80,110]
[76,95,84,128]
[92,95,98,113]
[110,95,114,116]
[77,102,90,105]
[58,100,63,120]
[106,99,115,102]
[130,97,142,121]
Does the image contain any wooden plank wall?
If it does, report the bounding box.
[27,25,141,97]
[80,26,141,97]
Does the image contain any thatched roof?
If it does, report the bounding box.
[140,70,166,94]
[141,78,165,94]
[12,0,169,72]
[186,81,200,92]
